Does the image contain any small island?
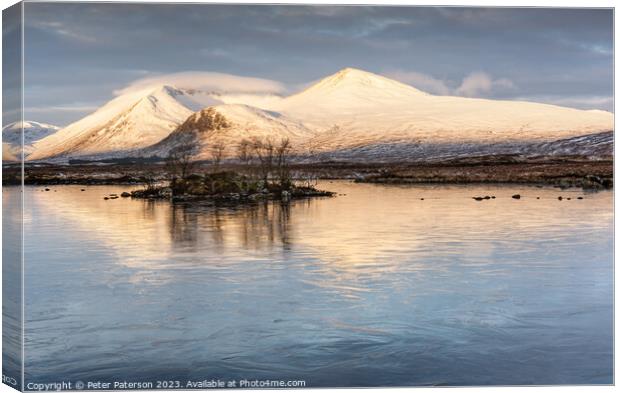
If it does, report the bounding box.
[129,171,334,203]
[127,138,335,204]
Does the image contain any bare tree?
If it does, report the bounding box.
[250,137,275,185]
[274,138,293,189]
[141,171,159,193]
[237,139,253,166]
[210,142,226,171]
[301,171,318,189]
[165,143,195,181]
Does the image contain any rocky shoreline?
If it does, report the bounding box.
[128,185,335,203]
[357,174,612,190]
[353,161,613,190]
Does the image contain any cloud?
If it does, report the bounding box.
[384,69,516,97]
[383,70,451,95]
[31,20,98,43]
[114,71,287,96]
[26,104,100,113]
[455,72,516,97]
[455,72,492,96]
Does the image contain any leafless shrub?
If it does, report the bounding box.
[301,171,318,188]
[246,137,294,189]
[250,137,275,185]
[210,142,226,171]
[237,139,253,166]
[165,143,196,181]
[275,138,293,188]
[141,171,159,192]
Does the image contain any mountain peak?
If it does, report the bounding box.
[331,67,371,78]
[3,120,61,159]
[323,67,388,83]
[297,67,428,98]
[3,120,60,132]
[274,67,428,112]
[139,84,187,99]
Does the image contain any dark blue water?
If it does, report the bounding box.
[10,182,613,387]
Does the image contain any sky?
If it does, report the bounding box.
[10,3,615,126]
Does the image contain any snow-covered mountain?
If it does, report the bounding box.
[27,84,287,161]
[28,68,614,162]
[27,86,221,161]
[273,68,612,150]
[143,104,312,159]
[137,68,614,161]
[2,121,60,160]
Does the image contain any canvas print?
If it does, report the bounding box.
[2,2,614,390]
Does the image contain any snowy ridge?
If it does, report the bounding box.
[3,120,60,145]
[530,130,613,157]
[303,131,613,163]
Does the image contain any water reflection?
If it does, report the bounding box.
[17,182,613,386]
[168,203,199,246]
[25,183,613,269]
[167,201,293,251]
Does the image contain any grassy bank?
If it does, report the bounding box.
[4,158,613,191]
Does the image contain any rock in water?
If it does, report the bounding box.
[121,192,131,198]
[512,194,521,199]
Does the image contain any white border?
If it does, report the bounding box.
[0,1,616,393]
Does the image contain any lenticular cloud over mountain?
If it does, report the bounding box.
[114,71,287,95]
